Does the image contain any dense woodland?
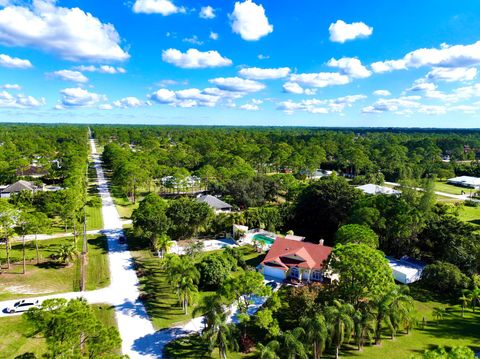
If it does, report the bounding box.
[95,125,480,358]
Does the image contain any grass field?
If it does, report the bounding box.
[434,181,466,195]
[458,205,480,227]
[0,304,118,358]
[0,235,110,300]
[130,244,264,330]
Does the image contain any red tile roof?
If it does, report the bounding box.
[261,237,332,271]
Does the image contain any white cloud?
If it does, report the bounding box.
[51,70,88,83]
[231,0,273,41]
[74,65,126,74]
[149,86,243,108]
[277,94,366,114]
[371,41,480,74]
[98,104,113,110]
[288,72,350,88]
[112,97,146,108]
[209,32,219,40]
[327,57,371,79]
[371,60,407,73]
[0,90,45,108]
[258,54,269,60]
[0,53,32,69]
[406,79,437,93]
[282,82,316,95]
[183,35,203,45]
[373,90,391,97]
[238,67,290,80]
[57,87,107,109]
[1,83,21,90]
[133,0,185,15]
[199,6,215,19]
[239,103,260,111]
[426,67,477,82]
[0,1,129,61]
[162,48,232,68]
[209,77,265,92]
[362,97,422,114]
[328,20,373,43]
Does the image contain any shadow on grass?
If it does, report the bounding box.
[88,235,109,254]
[36,261,66,269]
[163,333,210,359]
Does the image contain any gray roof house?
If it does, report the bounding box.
[0,180,38,198]
[196,194,233,212]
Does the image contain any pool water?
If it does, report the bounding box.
[253,234,275,245]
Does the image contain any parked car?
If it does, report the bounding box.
[118,235,126,244]
[266,281,281,291]
[6,299,39,314]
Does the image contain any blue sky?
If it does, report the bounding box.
[1,0,480,127]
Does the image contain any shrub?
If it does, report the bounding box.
[464,200,480,207]
[421,262,471,295]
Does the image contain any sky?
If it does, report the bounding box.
[1,0,480,127]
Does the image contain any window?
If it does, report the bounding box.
[290,267,300,278]
[311,270,322,281]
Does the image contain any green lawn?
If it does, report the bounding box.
[0,235,110,300]
[457,205,480,227]
[433,181,465,195]
[112,193,138,219]
[130,244,264,330]
[0,304,118,358]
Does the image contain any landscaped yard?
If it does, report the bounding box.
[130,243,264,330]
[458,204,480,227]
[0,304,118,358]
[0,235,110,300]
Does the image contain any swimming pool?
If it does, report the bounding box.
[253,234,275,245]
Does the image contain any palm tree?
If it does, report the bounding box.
[325,300,354,359]
[282,327,308,359]
[154,233,172,258]
[256,340,280,359]
[467,287,480,313]
[459,291,469,318]
[163,255,200,314]
[352,304,375,351]
[203,310,238,359]
[432,307,446,326]
[57,243,78,265]
[193,296,225,332]
[301,314,328,358]
[388,289,414,339]
[177,274,198,315]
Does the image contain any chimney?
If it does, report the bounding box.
[319,239,324,246]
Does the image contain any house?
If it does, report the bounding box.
[196,194,232,212]
[0,180,38,198]
[447,176,480,190]
[356,183,401,196]
[258,237,333,282]
[387,256,425,284]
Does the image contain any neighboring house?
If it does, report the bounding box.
[196,194,232,212]
[258,237,333,282]
[447,176,480,190]
[356,183,401,195]
[16,165,48,178]
[387,256,425,284]
[0,180,39,198]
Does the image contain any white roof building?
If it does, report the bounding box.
[447,176,480,189]
[387,257,425,284]
[356,184,401,196]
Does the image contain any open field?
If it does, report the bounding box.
[0,235,110,300]
[0,304,118,358]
